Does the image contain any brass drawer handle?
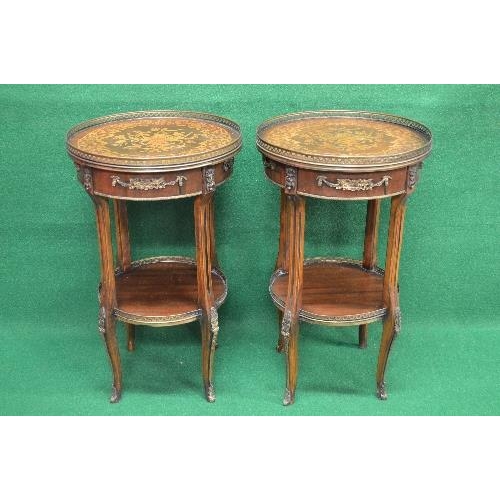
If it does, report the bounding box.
[111,175,187,191]
[317,175,391,192]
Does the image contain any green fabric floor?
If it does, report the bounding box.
[1,84,499,415]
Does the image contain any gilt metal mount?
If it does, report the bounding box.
[317,175,391,192]
[111,175,187,191]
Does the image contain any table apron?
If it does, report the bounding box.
[86,162,232,200]
[265,161,412,200]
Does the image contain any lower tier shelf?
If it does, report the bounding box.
[113,256,227,326]
[270,258,387,326]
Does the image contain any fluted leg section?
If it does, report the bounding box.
[113,199,136,352]
[281,195,305,406]
[276,189,289,353]
[359,198,381,348]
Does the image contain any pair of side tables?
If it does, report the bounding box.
[67,110,432,405]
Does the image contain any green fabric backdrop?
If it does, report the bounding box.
[1,84,499,415]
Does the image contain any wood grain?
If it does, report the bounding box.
[275,189,289,352]
[115,259,225,322]
[194,193,218,402]
[113,199,136,351]
[70,111,239,403]
[93,196,122,403]
[272,259,385,323]
[359,199,381,348]
[265,162,408,200]
[376,193,407,400]
[261,112,430,404]
[281,195,305,405]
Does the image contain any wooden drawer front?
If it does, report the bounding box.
[93,168,202,199]
[89,159,233,200]
[264,157,408,199]
[298,167,408,200]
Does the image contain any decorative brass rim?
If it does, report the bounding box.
[113,256,227,327]
[67,110,242,171]
[269,258,387,326]
[257,110,432,172]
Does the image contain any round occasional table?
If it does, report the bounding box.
[67,110,241,403]
[257,110,432,405]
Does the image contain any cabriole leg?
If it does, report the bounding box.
[376,194,407,400]
[94,196,122,403]
[194,193,218,402]
[276,189,289,352]
[282,195,305,406]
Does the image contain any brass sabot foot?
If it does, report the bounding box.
[376,382,387,401]
[110,385,121,404]
[205,384,216,403]
[283,388,295,406]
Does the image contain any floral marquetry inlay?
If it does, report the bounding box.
[257,111,432,170]
[67,111,242,168]
[261,118,427,158]
[73,118,236,159]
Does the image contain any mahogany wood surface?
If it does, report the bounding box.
[281,195,305,406]
[93,196,122,403]
[68,111,240,403]
[264,160,408,200]
[275,189,289,353]
[359,199,381,348]
[91,162,232,200]
[112,199,135,351]
[271,260,385,323]
[259,110,432,405]
[194,193,219,402]
[115,259,226,323]
[376,193,407,400]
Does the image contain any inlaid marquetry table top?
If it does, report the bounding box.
[257,110,432,171]
[67,110,242,170]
